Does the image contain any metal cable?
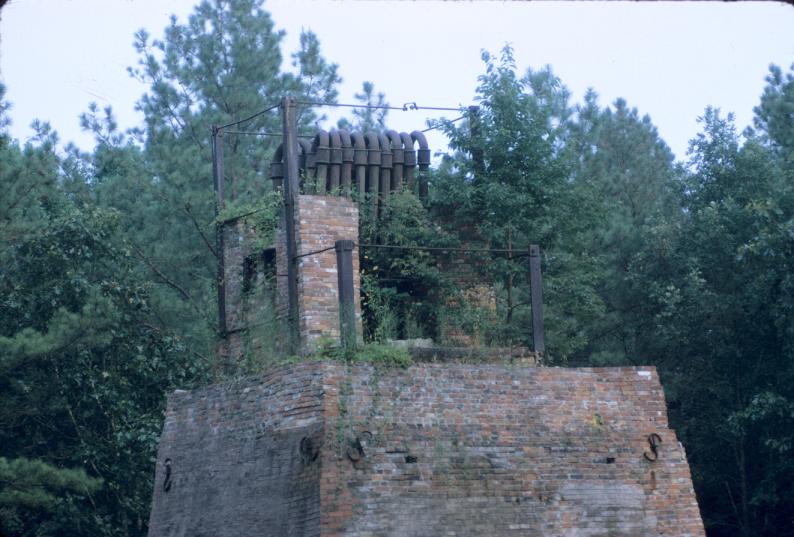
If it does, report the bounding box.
[292,242,531,261]
[295,100,465,112]
[224,130,314,138]
[217,102,281,130]
[356,243,531,257]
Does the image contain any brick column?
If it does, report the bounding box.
[277,195,361,354]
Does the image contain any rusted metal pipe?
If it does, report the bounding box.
[312,130,330,195]
[387,130,404,191]
[401,132,416,192]
[298,139,312,192]
[339,129,353,195]
[411,130,430,201]
[329,129,342,192]
[270,143,284,192]
[351,132,367,198]
[365,131,381,219]
[378,132,392,208]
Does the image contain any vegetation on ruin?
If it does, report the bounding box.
[2,1,794,535]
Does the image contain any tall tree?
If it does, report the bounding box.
[0,84,208,536]
[568,93,681,365]
[628,90,794,536]
[433,47,603,360]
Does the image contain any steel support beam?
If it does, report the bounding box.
[528,244,545,354]
[212,126,227,336]
[282,98,301,354]
[335,240,356,354]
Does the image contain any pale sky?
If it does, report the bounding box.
[1,0,793,162]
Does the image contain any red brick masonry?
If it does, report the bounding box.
[148,363,705,536]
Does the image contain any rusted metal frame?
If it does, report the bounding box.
[212,126,227,336]
[282,97,301,354]
[335,239,357,354]
[528,244,545,354]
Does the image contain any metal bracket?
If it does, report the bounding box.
[163,458,173,492]
[643,433,662,462]
[346,431,373,462]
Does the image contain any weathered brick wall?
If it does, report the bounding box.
[217,218,281,369]
[148,363,705,536]
[320,364,704,536]
[277,195,361,352]
[147,364,325,537]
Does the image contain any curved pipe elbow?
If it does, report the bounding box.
[411,130,431,170]
[312,130,330,165]
[270,143,284,188]
[298,139,312,170]
[270,143,284,172]
[386,130,404,165]
[400,132,416,167]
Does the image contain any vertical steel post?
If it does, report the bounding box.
[468,105,484,180]
[529,244,545,354]
[335,240,356,354]
[212,126,227,336]
[282,97,301,354]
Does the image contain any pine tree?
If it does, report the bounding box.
[568,93,681,365]
[1,79,209,537]
[77,0,342,358]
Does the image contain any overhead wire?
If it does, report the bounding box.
[356,243,532,258]
[290,242,533,261]
[293,245,337,260]
[214,100,471,138]
[224,130,314,138]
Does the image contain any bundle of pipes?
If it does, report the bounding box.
[270,129,430,217]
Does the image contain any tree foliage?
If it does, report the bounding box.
[2,1,794,533]
[0,84,211,535]
[432,47,603,359]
